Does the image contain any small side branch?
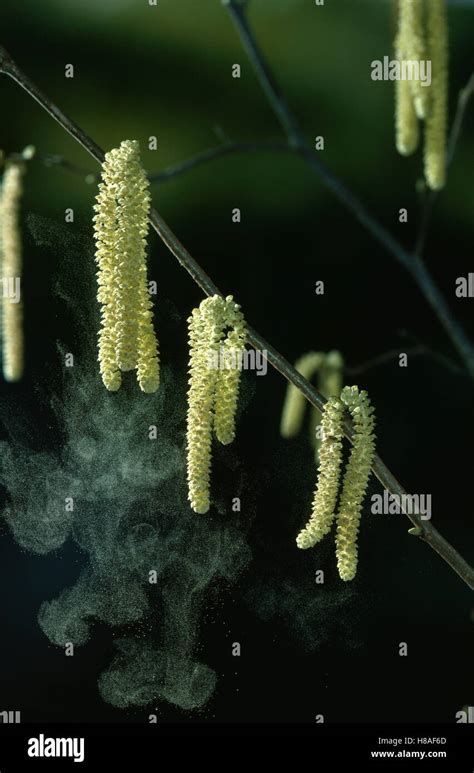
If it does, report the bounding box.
[148,140,291,182]
[415,73,474,259]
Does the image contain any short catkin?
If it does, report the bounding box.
[213,302,247,445]
[93,140,159,392]
[395,0,421,155]
[186,295,247,514]
[280,351,325,438]
[1,160,25,382]
[395,77,420,157]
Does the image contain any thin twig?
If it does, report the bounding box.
[414,73,474,259]
[447,73,474,166]
[36,141,293,184]
[38,152,95,180]
[148,140,291,182]
[223,0,474,380]
[0,46,472,591]
[413,190,436,260]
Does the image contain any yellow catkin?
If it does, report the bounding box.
[186,295,246,513]
[396,78,419,156]
[213,299,247,445]
[1,161,25,382]
[335,386,376,582]
[424,0,448,191]
[186,297,225,514]
[94,157,121,392]
[403,0,430,119]
[136,277,160,394]
[93,140,159,391]
[280,352,325,438]
[296,396,345,550]
[395,1,421,155]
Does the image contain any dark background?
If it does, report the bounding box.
[0,0,472,724]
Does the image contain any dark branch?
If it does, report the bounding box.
[34,141,292,186]
[414,73,474,259]
[148,140,291,182]
[38,152,95,180]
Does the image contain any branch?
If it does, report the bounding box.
[34,141,292,184]
[148,140,291,182]
[414,73,474,259]
[0,46,472,591]
[38,152,95,181]
[222,0,474,380]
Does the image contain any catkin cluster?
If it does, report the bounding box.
[0,160,25,382]
[395,0,448,190]
[93,140,159,393]
[186,295,247,514]
[296,386,376,582]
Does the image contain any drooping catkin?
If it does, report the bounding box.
[186,300,222,514]
[136,277,160,394]
[424,0,448,191]
[335,386,376,582]
[213,301,247,445]
[186,295,246,514]
[280,352,325,438]
[94,156,121,392]
[403,0,430,119]
[296,396,345,550]
[395,77,420,157]
[93,140,159,392]
[395,1,420,156]
[1,160,25,382]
